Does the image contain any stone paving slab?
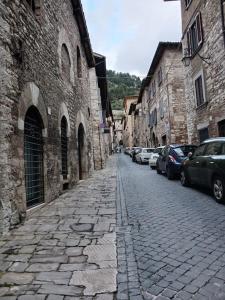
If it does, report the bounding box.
[0,157,117,299]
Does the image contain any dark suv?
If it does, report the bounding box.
[156,144,197,180]
[181,138,225,203]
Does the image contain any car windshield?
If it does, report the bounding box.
[174,145,197,157]
[143,149,154,153]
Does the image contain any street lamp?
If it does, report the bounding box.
[182,48,191,67]
[182,48,211,67]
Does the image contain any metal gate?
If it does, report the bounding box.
[24,107,44,208]
[61,117,68,179]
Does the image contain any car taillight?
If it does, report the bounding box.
[169,155,176,163]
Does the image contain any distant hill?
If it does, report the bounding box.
[107,70,142,110]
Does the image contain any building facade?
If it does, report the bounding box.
[0,0,109,233]
[138,42,187,147]
[90,53,113,170]
[122,96,138,147]
[165,0,225,143]
[113,110,124,147]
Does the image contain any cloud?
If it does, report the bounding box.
[82,0,181,76]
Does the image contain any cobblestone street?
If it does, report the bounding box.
[2,154,225,300]
[0,158,117,300]
[117,154,225,300]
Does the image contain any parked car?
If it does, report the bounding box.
[131,147,142,162]
[181,138,225,203]
[124,147,131,155]
[136,148,155,164]
[149,146,165,169]
[156,144,197,179]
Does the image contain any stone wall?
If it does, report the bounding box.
[89,67,106,170]
[0,0,94,233]
[181,0,225,143]
[147,48,187,147]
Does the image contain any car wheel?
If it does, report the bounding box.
[180,170,190,187]
[212,176,225,203]
[156,164,162,174]
[166,167,174,180]
[151,166,155,170]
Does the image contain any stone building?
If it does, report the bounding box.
[113,110,124,147]
[0,0,110,233]
[90,53,113,170]
[165,0,225,143]
[122,96,138,147]
[138,42,187,147]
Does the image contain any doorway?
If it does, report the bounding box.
[24,106,44,208]
[218,119,225,137]
[78,123,85,180]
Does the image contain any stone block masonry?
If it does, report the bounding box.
[0,157,117,299]
[0,0,98,233]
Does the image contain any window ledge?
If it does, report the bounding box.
[196,101,208,111]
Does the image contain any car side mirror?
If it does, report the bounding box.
[188,152,193,158]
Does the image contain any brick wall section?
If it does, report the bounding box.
[0,0,95,233]
[181,0,225,143]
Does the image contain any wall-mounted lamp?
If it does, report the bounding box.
[182,48,211,67]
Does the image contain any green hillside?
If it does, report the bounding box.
[107,70,141,110]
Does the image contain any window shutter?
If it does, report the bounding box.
[196,13,203,46]
[187,29,192,55]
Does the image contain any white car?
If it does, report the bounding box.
[136,148,155,164]
[149,146,165,169]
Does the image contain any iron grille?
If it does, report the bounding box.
[61,117,68,179]
[24,109,44,208]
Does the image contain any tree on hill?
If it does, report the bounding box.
[107,70,141,110]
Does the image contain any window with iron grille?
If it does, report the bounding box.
[194,74,205,107]
[24,107,44,208]
[61,117,68,179]
[187,13,203,56]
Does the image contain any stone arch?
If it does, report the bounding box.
[24,106,45,208]
[61,44,71,81]
[76,110,87,136]
[76,111,88,180]
[58,28,74,84]
[18,82,48,136]
[58,102,71,137]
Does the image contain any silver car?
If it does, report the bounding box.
[149,146,165,169]
[136,148,155,164]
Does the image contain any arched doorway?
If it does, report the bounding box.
[78,123,85,180]
[24,106,44,208]
[61,116,68,180]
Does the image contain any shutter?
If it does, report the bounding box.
[196,13,203,46]
[187,29,192,55]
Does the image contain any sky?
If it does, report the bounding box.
[82,0,182,77]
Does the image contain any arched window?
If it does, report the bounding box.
[77,46,82,78]
[26,0,41,17]
[61,116,68,179]
[61,44,71,81]
[24,106,44,208]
